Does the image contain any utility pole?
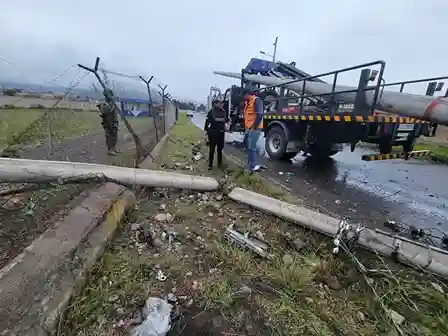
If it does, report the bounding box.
[260,37,278,62]
[272,36,278,62]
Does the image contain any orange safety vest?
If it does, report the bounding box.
[244,95,263,130]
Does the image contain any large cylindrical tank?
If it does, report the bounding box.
[214,71,448,125]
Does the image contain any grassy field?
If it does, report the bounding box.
[0,109,102,150]
[0,108,155,152]
[414,141,448,163]
[60,114,448,336]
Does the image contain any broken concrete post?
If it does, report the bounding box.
[0,158,219,191]
[228,188,340,235]
[228,187,448,279]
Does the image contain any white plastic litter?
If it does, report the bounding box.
[131,297,172,336]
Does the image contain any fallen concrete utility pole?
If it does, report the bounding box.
[228,187,448,278]
[0,158,219,191]
[214,71,448,126]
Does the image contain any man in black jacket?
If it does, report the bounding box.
[204,99,229,170]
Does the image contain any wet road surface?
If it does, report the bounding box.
[192,113,448,231]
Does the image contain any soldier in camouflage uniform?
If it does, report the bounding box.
[97,98,119,156]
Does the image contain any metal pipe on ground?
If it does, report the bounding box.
[0,158,219,191]
[214,71,448,125]
[228,188,448,278]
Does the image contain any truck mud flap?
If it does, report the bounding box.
[361,150,431,161]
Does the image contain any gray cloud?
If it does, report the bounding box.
[1,0,447,100]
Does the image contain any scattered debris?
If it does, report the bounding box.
[356,311,366,322]
[193,153,203,161]
[166,293,177,303]
[131,223,141,231]
[233,285,252,299]
[223,224,271,258]
[386,309,405,326]
[431,282,445,294]
[255,230,265,240]
[192,280,200,290]
[131,297,172,336]
[282,253,294,266]
[291,237,306,251]
[156,270,167,282]
[154,213,174,223]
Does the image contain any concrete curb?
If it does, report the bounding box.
[0,127,175,335]
[0,184,135,335]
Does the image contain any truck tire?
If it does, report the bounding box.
[265,126,294,160]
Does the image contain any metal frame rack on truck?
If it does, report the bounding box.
[213,58,448,161]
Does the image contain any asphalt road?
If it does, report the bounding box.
[193,113,448,231]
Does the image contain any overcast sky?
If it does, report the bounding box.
[0,0,447,101]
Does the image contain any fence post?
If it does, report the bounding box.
[139,76,159,142]
[47,109,54,157]
[157,84,168,135]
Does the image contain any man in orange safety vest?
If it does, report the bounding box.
[243,89,264,173]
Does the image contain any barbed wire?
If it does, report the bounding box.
[98,66,166,94]
[0,56,47,83]
[7,64,79,107]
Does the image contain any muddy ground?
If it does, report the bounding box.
[61,114,448,336]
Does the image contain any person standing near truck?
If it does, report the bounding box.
[243,90,264,173]
[204,99,229,170]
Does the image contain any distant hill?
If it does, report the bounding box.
[0,80,163,104]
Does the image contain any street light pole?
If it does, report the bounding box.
[260,37,278,62]
[272,36,278,62]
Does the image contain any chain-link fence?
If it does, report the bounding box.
[0,57,179,269]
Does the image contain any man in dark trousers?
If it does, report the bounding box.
[97,100,119,156]
[204,99,229,170]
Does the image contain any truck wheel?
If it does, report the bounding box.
[265,126,289,160]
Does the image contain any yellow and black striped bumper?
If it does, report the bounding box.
[361,150,432,161]
[264,114,429,124]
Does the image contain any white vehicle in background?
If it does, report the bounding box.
[186,110,194,118]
